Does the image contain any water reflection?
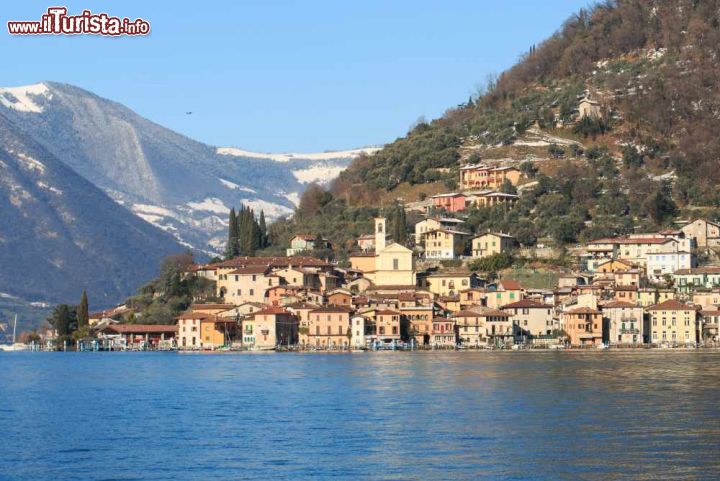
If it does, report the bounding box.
[0,351,719,480]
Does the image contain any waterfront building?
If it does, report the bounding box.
[646,299,698,346]
[602,301,644,345]
[306,306,352,349]
[452,310,486,347]
[502,299,555,339]
[562,307,603,347]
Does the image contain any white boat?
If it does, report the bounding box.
[0,315,29,352]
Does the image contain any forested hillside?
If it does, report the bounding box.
[275,0,720,256]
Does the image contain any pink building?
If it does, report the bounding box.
[430,193,467,213]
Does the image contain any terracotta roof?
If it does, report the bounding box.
[177,311,211,320]
[190,303,235,310]
[502,299,552,309]
[451,310,483,318]
[253,307,291,316]
[647,299,695,311]
[228,266,270,275]
[674,266,720,275]
[480,309,512,317]
[589,237,674,245]
[310,306,352,314]
[105,324,178,333]
[292,234,317,241]
[565,307,602,315]
[428,270,472,278]
[214,256,329,269]
[284,302,320,309]
[614,286,638,292]
[603,301,638,309]
[375,309,401,316]
[498,279,522,290]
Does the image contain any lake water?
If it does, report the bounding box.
[1,351,719,480]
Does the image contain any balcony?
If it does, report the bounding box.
[619,328,640,334]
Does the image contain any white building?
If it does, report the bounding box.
[350,315,367,349]
[645,251,696,282]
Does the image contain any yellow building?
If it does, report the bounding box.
[693,290,720,310]
[426,271,473,297]
[216,266,280,304]
[364,218,416,287]
[646,299,698,346]
[422,229,469,260]
[177,311,236,349]
[471,232,516,258]
[414,217,466,244]
[485,279,524,308]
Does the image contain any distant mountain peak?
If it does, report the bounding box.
[0,83,52,113]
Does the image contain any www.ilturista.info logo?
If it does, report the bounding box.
[7,7,150,36]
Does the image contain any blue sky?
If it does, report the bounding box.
[2,1,590,152]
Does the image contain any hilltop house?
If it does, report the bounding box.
[472,232,516,258]
[414,217,466,244]
[286,234,328,256]
[578,97,601,118]
[459,164,521,191]
[429,192,468,213]
[422,228,469,259]
[466,190,519,208]
[681,219,720,249]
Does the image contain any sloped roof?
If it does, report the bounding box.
[647,299,695,311]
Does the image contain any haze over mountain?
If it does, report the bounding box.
[0,82,377,317]
[0,110,183,306]
[0,82,379,254]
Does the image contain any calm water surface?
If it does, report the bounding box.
[1,351,719,480]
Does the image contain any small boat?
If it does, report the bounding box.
[0,315,29,352]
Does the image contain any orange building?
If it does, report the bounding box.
[306,306,352,348]
[562,307,603,347]
[459,164,521,190]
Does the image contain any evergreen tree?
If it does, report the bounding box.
[225,208,239,259]
[77,290,89,328]
[259,210,268,248]
[396,205,407,244]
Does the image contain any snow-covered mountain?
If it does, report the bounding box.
[0,82,377,254]
[0,109,184,306]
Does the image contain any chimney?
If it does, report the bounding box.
[375,217,386,252]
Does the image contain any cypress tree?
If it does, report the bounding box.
[397,205,407,244]
[259,210,267,248]
[77,290,89,328]
[226,208,239,259]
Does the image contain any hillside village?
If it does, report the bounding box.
[24,1,720,353]
[80,158,720,351]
